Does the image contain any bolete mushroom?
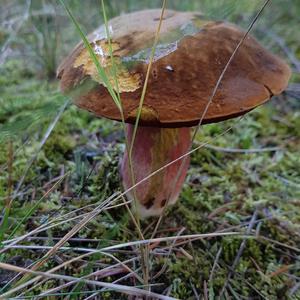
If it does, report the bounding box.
[57,9,291,217]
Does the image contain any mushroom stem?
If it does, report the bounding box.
[121,124,191,218]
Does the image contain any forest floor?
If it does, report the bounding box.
[0,1,300,299]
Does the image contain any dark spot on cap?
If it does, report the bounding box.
[144,197,155,209]
[153,12,174,21]
[160,198,167,208]
[152,68,158,79]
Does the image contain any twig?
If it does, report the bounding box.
[0,262,176,300]
[203,144,281,154]
[258,236,300,253]
[35,258,140,298]
[289,282,300,297]
[3,232,241,254]
[209,247,222,284]
[191,281,200,300]
[202,280,208,300]
[12,192,123,286]
[5,251,135,297]
[97,267,144,296]
[270,173,300,188]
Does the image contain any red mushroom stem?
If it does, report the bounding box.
[121,124,191,217]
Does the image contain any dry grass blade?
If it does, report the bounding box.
[1,172,70,251]
[258,236,300,253]
[99,3,148,272]
[0,262,177,300]
[119,2,167,286]
[203,144,281,153]
[6,246,134,296]
[95,252,144,283]
[100,0,121,100]
[150,0,272,241]
[3,232,241,254]
[58,0,121,109]
[20,257,139,298]
[99,231,241,252]
[209,247,222,284]
[3,228,249,297]
[2,193,126,249]
[1,252,96,297]
[2,212,89,247]
[9,191,122,288]
[129,0,167,155]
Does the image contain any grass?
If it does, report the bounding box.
[0,0,300,299]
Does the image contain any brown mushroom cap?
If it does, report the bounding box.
[57,9,291,127]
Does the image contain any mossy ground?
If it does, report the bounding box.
[0,1,300,299]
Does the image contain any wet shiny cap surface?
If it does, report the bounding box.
[57,9,291,127]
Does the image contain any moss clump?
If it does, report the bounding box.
[92,144,122,202]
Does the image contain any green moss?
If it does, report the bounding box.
[92,144,122,201]
[1,2,300,298]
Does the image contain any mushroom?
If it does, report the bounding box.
[57,9,291,217]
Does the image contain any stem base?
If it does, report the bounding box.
[121,125,191,217]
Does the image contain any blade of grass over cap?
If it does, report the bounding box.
[129,1,167,155]
[60,1,144,241]
[59,0,121,111]
[150,0,272,239]
[100,0,121,103]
